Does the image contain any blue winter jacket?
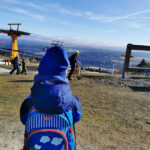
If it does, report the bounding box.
[12,57,19,67]
[20,74,81,150]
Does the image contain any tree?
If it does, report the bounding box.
[137,59,150,68]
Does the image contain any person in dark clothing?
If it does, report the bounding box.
[21,58,27,75]
[10,56,19,75]
[68,50,79,80]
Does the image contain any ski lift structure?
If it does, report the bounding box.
[43,40,64,51]
[0,23,30,60]
[51,40,63,47]
[122,43,150,78]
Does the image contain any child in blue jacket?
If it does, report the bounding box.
[20,46,82,150]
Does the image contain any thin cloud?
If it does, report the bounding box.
[13,8,45,22]
[3,0,21,4]
[46,3,82,17]
[0,5,45,22]
[39,3,150,23]
[128,22,143,29]
[12,8,28,14]
[3,0,43,10]
[3,1,81,16]
[26,2,44,10]
[85,9,150,22]
[42,3,150,23]
[127,21,150,32]
[3,0,150,24]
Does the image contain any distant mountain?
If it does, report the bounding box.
[0,34,125,52]
[1,34,150,69]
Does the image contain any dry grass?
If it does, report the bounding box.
[0,54,39,70]
[70,77,150,150]
[0,74,34,116]
[0,54,9,59]
[0,73,150,149]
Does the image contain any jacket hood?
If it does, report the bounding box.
[38,46,70,78]
[31,82,73,114]
[34,74,68,84]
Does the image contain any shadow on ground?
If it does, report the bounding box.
[8,80,33,82]
[131,77,150,79]
[128,86,150,92]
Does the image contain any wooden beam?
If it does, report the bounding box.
[122,43,150,78]
[127,44,150,51]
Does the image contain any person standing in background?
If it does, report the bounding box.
[21,58,27,75]
[68,50,79,80]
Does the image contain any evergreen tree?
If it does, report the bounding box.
[137,59,150,68]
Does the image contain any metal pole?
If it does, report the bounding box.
[122,63,126,78]
[112,64,115,75]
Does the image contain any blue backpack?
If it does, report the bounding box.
[24,107,75,150]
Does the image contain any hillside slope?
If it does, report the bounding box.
[0,74,150,150]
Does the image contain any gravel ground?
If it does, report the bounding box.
[84,74,150,92]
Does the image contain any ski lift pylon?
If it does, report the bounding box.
[0,23,30,60]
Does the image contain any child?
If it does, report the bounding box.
[20,46,82,150]
[22,58,27,75]
[18,62,22,74]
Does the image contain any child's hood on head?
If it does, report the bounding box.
[38,46,70,79]
[30,46,73,114]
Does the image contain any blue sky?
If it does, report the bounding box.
[1,0,150,49]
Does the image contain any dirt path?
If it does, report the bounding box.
[0,67,11,74]
[0,67,37,74]
[0,116,24,150]
[0,116,87,150]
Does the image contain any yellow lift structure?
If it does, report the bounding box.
[0,23,30,60]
